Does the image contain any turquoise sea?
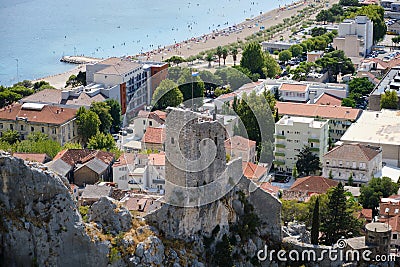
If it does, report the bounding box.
[0,0,294,85]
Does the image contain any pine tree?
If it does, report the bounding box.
[311,197,320,245]
[320,183,362,245]
[348,173,354,186]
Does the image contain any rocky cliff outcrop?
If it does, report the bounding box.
[0,154,108,266]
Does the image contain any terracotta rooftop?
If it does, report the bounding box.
[389,215,400,233]
[64,92,106,107]
[142,127,166,144]
[122,195,161,214]
[21,89,62,104]
[225,135,256,151]
[358,208,373,221]
[242,162,267,180]
[324,143,381,162]
[289,176,338,194]
[148,152,165,166]
[314,93,342,106]
[0,103,77,125]
[279,83,308,92]
[275,102,361,121]
[137,110,166,124]
[13,152,50,163]
[113,153,135,167]
[260,182,280,196]
[52,149,114,167]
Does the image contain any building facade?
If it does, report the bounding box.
[0,103,78,145]
[322,143,382,186]
[333,16,373,57]
[274,116,329,173]
[86,57,168,117]
[275,102,361,143]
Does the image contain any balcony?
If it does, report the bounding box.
[274,160,285,166]
[310,147,320,152]
[276,135,286,140]
[308,138,320,143]
[275,152,285,157]
[276,143,286,148]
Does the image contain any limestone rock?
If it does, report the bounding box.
[142,236,165,265]
[0,155,108,267]
[88,196,132,233]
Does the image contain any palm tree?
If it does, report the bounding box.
[231,47,238,66]
[205,52,214,68]
[222,48,228,66]
[216,46,223,67]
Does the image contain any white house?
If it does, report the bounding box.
[278,83,309,103]
[133,110,166,140]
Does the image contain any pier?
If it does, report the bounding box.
[60,56,101,64]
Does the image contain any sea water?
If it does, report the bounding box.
[0,0,294,85]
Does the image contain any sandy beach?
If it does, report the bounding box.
[36,0,339,88]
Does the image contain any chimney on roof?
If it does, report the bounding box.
[376,113,379,118]
[56,109,60,114]
[61,108,64,112]
[309,90,316,104]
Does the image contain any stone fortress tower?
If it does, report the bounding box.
[165,107,227,188]
[146,108,282,243]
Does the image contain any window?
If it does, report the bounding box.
[0,123,3,129]
[41,127,45,133]
[339,160,343,166]
[10,124,13,130]
[393,234,398,240]
[149,121,153,126]
[20,125,24,131]
[171,137,175,144]
[31,126,34,132]
[143,120,146,125]
[326,160,330,165]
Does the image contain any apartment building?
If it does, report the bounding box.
[278,83,309,102]
[341,109,400,167]
[275,102,361,142]
[333,16,374,57]
[0,103,77,145]
[86,57,168,116]
[274,115,329,173]
[322,143,382,186]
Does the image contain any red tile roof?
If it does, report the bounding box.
[142,127,166,144]
[21,89,62,104]
[225,135,256,151]
[358,208,373,221]
[137,110,166,124]
[13,152,50,163]
[242,162,267,180]
[148,152,165,166]
[275,102,361,121]
[289,176,338,194]
[279,83,308,92]
[0,103,77,125]
[314,93,343,106]
[113,153,135,167]
[324,143,381,162]
[389,215,400,232]
[260,182,280,196]
[52,149,114,167]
